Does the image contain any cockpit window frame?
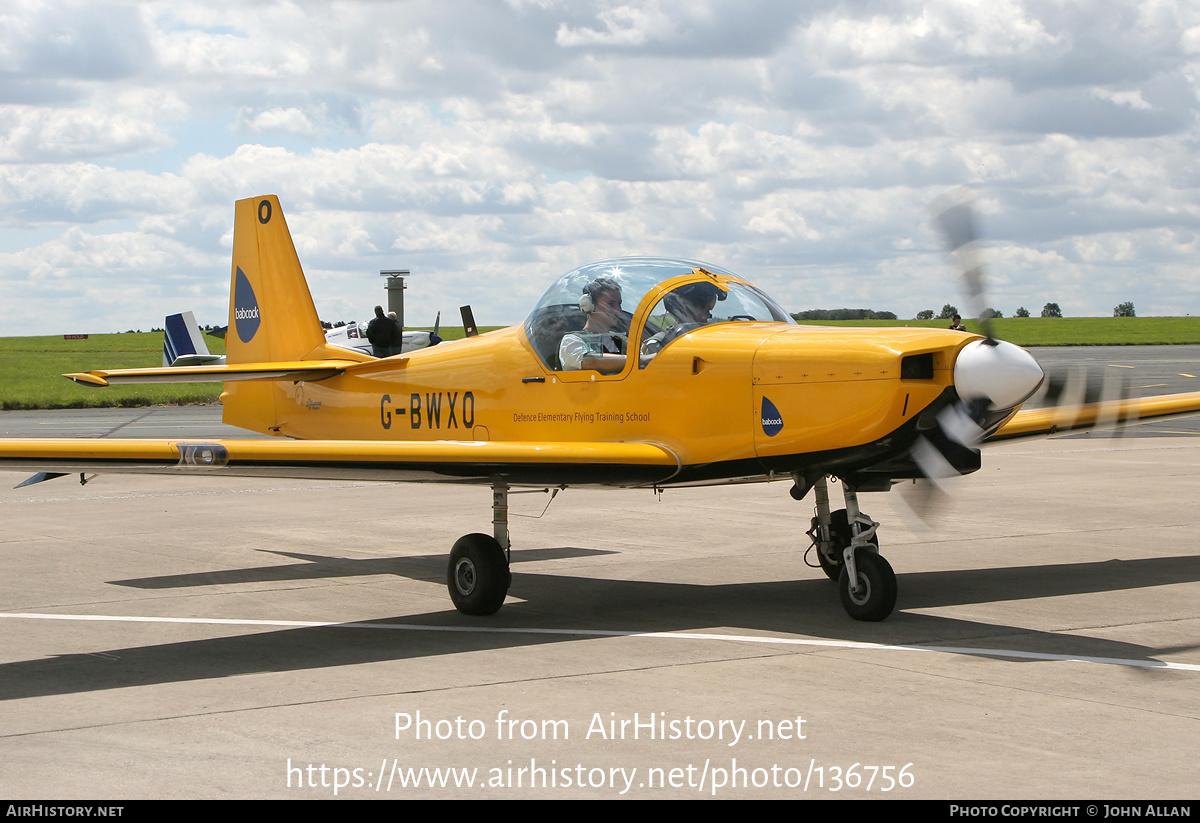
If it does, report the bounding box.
[521,257,794,379]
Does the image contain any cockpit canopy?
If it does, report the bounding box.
[524,257,795,371]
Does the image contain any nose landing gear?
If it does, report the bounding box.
[803,475,898,621]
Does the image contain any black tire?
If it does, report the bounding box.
[838,551,897,621]
[447,533,511,616]
[810,509,878,581]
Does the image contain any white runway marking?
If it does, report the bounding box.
[3,611,1197,673]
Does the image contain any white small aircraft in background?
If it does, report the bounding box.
[322,314,443,357]
[162,311,442,367]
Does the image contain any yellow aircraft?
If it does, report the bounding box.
[3,195,1199,621]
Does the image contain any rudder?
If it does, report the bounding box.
[222,195,330,435]
[226,195,326,365]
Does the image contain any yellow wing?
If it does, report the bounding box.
[0,438,681,487]
[990,391,1200,440]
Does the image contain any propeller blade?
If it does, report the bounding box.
[910,403,984,489]
[903,189,996,523]
[906,189,1046,523]
[1023,364,1136,438]
[900,401,985,519]
[933,187,995,342]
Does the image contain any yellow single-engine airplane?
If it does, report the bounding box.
[4,195,1200,621]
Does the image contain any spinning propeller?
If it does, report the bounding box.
[932,187,996,344]
[904,190,1046,506]
[907,189,1143,510]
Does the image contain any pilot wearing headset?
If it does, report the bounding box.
[559,277,628,374]
[642,281,726,357]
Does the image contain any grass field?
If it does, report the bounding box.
[0,332,228,409]
[0,327,476,410]
[2,318,1198,409]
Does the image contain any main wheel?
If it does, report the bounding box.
[810,509,878,581]
[447,533,511,616]
[838,551,897,621]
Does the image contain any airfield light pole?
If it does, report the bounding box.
[381,269,410,332]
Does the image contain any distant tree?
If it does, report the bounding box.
[937,304,959,320]
[1041,303,1063,318]
[984,308,1003,319]
[791,308,898,321]
[1015,306,1030,317]
[1114,301,1136,317]
[916,310,934,320]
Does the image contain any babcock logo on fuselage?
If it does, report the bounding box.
[761,396,784,437]
[234,267,261,343]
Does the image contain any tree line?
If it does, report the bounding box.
[790,308,898,321]
[910,302,1136,320]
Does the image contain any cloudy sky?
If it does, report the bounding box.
[2,0,1198,335]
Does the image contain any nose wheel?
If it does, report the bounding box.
[838,551,897,622]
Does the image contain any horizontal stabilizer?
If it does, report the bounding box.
[64,360,360,387]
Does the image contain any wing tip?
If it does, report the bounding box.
[64,372,109,387]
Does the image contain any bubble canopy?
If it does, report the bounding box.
[523,257,795,370]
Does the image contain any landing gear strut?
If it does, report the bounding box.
[804,475,897,621]
[446,478,513,615]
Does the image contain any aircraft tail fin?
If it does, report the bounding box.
[221,195,371,434]
[226,195,328,365]
[56,196,371,436]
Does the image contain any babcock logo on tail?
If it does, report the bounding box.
[233,267,261,343]
[761,396,784,437]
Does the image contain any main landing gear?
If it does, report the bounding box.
[447,474,899,621]
[803,475,898,621]
[447,478,513,616]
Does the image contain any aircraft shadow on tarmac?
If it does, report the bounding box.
[104,546,1200,612]
[2,551,1199,702]
[108,546,617,589]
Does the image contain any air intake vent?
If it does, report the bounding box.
[901,353,934,380]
